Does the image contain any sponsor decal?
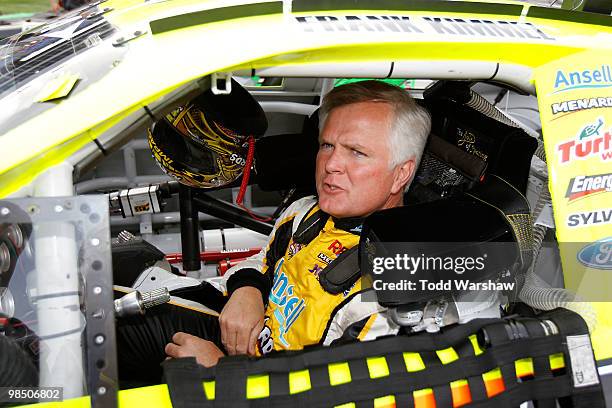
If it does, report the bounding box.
[578,118,603,140]
[317,252,333,265]
[556,118,611,164]
[268,260,306,348]
[553,65,612,94]
[328,239,347,255]
[342,281,357,297]
[287,242,304,260]
[456,129,489,161]
[577,238,612,270]
[257,317,274,355]
[295,15,554,41]
[567,209,612,228]
[133,203,150,213]
[566,173,612,202]
[308,263,324,278]
[350,225,363,233]
[551,97,612,116]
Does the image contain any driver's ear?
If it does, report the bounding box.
[391,159,415,195]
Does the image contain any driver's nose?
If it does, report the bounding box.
[324,147,344,174]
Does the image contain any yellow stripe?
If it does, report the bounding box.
[366,356,389,379]
[483,367,502,381]
[246,374,269,399]
[357,314,377,340]
[550,353,565,371]
[37,73,80,102]
[436,347,459,364]
[329,362,352,386]
[203,381,215,399]
[403,352,426,372]
[451,379,469,389]
[515,358,534,377]
[373,395,396,408]
[469,334,484,356]
[289,369,311,394]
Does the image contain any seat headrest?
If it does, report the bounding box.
[420,81,537,195]
[361,175,532,307]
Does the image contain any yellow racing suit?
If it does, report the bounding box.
[224,196,503,354]
[224,196,394,354]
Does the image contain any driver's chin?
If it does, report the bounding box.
[319,195,351,218]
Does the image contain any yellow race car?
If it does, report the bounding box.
[0,0,610,406]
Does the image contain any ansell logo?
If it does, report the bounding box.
[553,65,612,94]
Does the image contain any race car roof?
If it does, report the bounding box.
[0,0,611,196]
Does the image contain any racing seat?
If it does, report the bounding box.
[255,81,538,210]
[406,80,538,204]
[359,174,534,332]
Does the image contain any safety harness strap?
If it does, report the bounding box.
[213,356,250,407]
[181,311,604,407]
[467,375,488,402]
[202,334,564,407]
[268,371,290,397]
[161,358,209,408]
[291,208,363,295]
[318,246,359,294]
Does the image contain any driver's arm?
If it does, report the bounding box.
[219,196,316,356]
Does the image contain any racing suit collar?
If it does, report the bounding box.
[331,216,364,235]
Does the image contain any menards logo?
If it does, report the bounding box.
[566,173,612,202]
[551,97,612,116]
[556,118,612,164]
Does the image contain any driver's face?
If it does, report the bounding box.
[316,101,408,218]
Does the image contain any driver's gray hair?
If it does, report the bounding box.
[319,80,431,177]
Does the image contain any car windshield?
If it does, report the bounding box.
[0,4,115,96]
[0,3,127,135]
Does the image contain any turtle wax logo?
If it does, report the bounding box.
[577,238,612,270]
[556,118,612,164]
[566,173,612,202]
[553,65,612,94]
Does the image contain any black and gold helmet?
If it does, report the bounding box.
[148,79,267,188]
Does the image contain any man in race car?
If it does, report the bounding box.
[117,80,431,379]
[161,80,432,366]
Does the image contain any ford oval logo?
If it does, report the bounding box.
[577,238,612,270]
